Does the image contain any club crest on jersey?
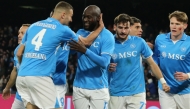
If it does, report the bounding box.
[130,44,136,49]
[161,52,167,58]
[111,54,117,60]
[180,47,186,52]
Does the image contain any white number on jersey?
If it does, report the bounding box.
[32,29,46,51]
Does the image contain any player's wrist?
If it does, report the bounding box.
[160,77,166,84]
[187,73,190,79]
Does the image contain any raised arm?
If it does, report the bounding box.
[79,13,104,46]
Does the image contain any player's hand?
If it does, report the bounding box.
[162,83,170,93]
[68,39,87,53]
[174,72,189,81]
[2,88,11,99]
[146,42,154,50]
[99,13,104,28]
[108,63,117,72]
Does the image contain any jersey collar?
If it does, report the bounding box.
[166,32,187,41]
[114,34,131,44]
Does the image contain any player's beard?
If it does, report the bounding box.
[116,32,129,42]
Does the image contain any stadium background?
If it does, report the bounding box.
[0,0,190,109]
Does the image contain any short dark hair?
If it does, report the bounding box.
[22,24,30,27]
[130,17,141,26]
[54,1,73,11]
[169,11,188,23]
[114,14,131,25]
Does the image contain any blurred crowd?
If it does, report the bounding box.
[0,24,189,100]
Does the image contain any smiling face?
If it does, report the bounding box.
[170,17,187,38]
[82,7,99,31]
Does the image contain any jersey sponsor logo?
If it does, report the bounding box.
[161,52,185,60]
[118,51,137,58]
[62,43,69,51]
[91,42,99,47]
[111,51,137,60]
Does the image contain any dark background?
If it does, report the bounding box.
[0,0,190,33]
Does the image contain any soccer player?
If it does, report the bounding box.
[2,24,30,109]
[130,16,153,49]
[52,11,104,108]
[108,14,170,109]
[68,5,115,109]
[16,1,104,109]
[153,10,190,109]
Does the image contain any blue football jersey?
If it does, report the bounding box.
[153,33,190,94]
[73,28,115,89]
[109,35,153,96]
[18,17,78,76]
[14,44,22,101]
[52,42,70,85]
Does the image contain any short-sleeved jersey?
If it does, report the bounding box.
[52,42,69,85]
[73,28,115,89]
[153,33,190,94]
[18,17,78,76]
[109,35,153,96]
[14,44,22,101]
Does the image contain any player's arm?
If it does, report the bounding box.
[174,71,190,81]
[2,67,17,99]
[145,57,170,92]
[17,44,25,64]
[69,39,111,69]
[79,13,104,46]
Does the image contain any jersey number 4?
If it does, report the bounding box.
[32,29,46,51]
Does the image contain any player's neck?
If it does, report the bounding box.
[116,35,128,43]
[170,33,183,41]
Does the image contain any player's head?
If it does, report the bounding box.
[130,17,143,37]
[18,24,30,44]
[169,11,188,37]
[114,13,131,41]
[82,5,101,31]
[52,1,73,25]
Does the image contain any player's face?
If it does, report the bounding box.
[63,9,73,25]
[18,26,28,44]
[114,22,130,41]
[170,17,187,38]
[82,10,98,31]
[130,23,143,37]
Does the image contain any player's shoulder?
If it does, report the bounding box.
[130,35,144,42]
[101,28,113,35]
[100,28,114,39]
[156,33,168,40]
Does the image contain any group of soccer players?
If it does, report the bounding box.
[2,1,190,109]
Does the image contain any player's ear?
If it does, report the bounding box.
[183,23,188,29]
[113,24,116,31]
[61,11,66,19]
